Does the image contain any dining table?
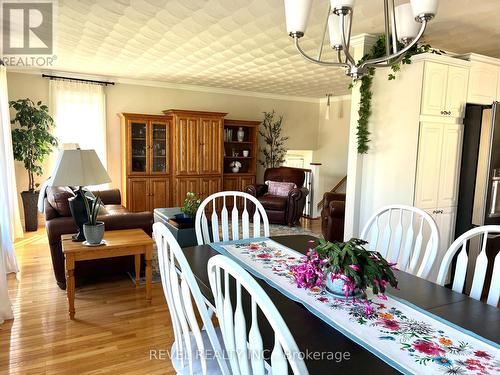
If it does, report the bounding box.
[182,235,500,374]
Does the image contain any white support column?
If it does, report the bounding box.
[344,34,378,240]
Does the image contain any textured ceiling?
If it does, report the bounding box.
[42,0,500,97]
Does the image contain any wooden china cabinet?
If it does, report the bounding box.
[222,119,260,191]
[120,110,260,212]
[119,113,172,212]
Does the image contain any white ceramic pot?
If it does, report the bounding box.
[232,166,240,173]
[242,150,249,157]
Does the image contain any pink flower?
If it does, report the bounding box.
[349,264,360,272]
[412,340,445,356]
[377,294,388,300]
[363,302,374,316]
[256,253,272,259]
[379,319,400,331]
[290,251,326,289]
[474,351,491,359]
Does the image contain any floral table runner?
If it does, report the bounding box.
[209,238,500,375]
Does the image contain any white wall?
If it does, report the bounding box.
[7,72,350,219]
[357,62,424,233]
[314,97,351,206]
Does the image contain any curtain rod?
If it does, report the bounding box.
[41,73,114,86]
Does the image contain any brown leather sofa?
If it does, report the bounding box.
[321,192,346,242]
[245,167,309,226]
[44,187,153,290]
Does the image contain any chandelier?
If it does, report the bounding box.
[284,0,438,79]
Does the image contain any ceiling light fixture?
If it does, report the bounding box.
[325,93,332,120]
[284,0,438,79]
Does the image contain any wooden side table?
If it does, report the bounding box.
[61,229,154,319]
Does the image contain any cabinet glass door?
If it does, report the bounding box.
[130,122,147,173]
[151,122,169,173]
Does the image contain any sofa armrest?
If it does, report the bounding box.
[245,184,267,197]
[99,212,154,236]
[322,192,346,212]
[91,189,122,205]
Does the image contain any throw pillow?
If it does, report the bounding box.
[265,180,297,197]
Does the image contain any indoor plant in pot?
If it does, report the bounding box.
[291,239,398,300]
[175,192,201,224]
[10,99,58,231]
[83,196,104,245]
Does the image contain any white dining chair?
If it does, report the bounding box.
[195,191,270,245]
[360,205,439,279]
[153,222,230,375]
[437,225,500,307]
[207,254,308,375]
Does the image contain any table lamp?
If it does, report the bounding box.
[49,149,111,241]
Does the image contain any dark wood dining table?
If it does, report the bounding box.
[182,235,500,374]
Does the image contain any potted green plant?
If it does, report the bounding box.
[291,239,398,300]
[10,99,58,231]
[82,196,104,245]
[258,110,289,168]
[175,192,201,224]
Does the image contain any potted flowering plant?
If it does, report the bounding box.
[291,239,398,299]
[175,192,201,224]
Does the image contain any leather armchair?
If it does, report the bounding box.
[44,187,153,290]
[321,192,346,242]
[245,167,309,226]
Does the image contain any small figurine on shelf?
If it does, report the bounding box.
[237,127,245,142]
[230,161,242,173]
[242,150,249,157]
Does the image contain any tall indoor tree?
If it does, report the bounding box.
[258,110,289,168]
[10,99,58,231]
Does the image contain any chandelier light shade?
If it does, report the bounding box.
[395,4,421,42]
[410,0,439,20]
[284,0,439,78]
[327,14,343,49]
[330,0,355,13]
[284,0,313,37]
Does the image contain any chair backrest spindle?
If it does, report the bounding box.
[196,191,270,245]
[437,225,500,307]
[361,204,439,280]
[208,255,308,375]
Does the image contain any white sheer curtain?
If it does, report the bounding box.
[0,64,21,323]
[49,80,107,168]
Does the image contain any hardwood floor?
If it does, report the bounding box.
[1,229,174,375]
[1,219,322,374]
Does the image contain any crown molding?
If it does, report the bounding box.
[6,68,322,103]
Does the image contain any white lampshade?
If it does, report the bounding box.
[327,14,342,48]
[49,149,111,187]
[284,0,313,37]
[410,0,438,19]
[330,0,355,10]
[395,3,421,41]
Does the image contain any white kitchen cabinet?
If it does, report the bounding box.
[467,61,498,105]
[437,124,464,208]
[425,207,457,281]
[415,122,464,210]
[421,62,468,118]
[414,122,443,209]
[445,66,469,118]
[421,62,448,117]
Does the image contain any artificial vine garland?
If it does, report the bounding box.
[352,36,439,154]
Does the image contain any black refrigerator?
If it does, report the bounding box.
[456,102,500,237]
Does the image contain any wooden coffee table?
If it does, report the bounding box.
[61,229,154,319]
